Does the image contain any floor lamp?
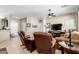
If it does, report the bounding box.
[64,20,76,48]
[68,29,73,47]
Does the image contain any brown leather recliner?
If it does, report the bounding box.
[18,31,36,52]
[20,31,30,38]
[33,32,56,54]
[18,31,26,46]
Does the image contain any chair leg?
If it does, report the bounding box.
[20,44,24,46]
[20,44,27,49]
[52,43,57,54]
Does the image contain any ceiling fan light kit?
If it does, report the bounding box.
[48,9,55,17]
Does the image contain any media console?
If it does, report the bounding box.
[48,23,65,37]
[48,30,65,37]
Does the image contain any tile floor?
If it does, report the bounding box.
[0,36,61,54]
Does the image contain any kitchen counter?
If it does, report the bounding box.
[0,30,10,42]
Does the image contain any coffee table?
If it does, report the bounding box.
[58,41,79,54]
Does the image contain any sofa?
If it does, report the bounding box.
[71,31,79,40]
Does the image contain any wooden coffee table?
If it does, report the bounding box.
[58,41,79,54]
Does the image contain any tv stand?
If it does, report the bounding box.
[48,30,65,38]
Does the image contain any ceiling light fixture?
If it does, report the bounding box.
[48,9,55,18]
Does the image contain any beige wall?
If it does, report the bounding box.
[26,17,43,36]
[18,16,44,36]
[17,13,78,36]
[8,16,19,35]
[44,13,78,31]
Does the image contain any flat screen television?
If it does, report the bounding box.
[51,24,62,30]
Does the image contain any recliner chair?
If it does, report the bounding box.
[18,31,36,52]
[33,32,56,54]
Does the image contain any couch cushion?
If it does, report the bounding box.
[71,31,79,40]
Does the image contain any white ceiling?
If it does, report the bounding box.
[0,5,79,18]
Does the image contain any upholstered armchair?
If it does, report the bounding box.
[33,32,56,54]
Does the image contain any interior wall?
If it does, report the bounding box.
[18,16,43,36]
[26,17,43,36]
[19,18,27,33]
[45,13,78,31]
[17,13,78,36]
[9,16,19,35]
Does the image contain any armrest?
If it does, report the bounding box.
[25,35,30,38]
[51,38,56,54]
[51,38,56,48]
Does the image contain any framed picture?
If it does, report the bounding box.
[46,23,51,28]
[26,23,31,27]
[32,24,37,28]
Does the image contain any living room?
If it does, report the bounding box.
[0,5,79,54]
[0,1,79,59]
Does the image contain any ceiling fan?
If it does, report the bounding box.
[48,9,55,17]
[61,5,67,8]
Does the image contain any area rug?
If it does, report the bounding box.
[0,48,8,54]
